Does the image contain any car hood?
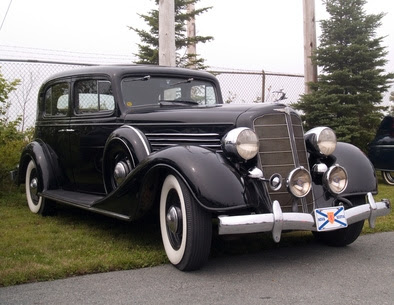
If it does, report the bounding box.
[123,102,291,128]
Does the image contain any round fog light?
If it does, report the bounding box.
[269,174,283,191]
[287,167,312,198]
[324,165,348,194]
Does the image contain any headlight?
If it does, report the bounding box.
[305,127,337,156]
[222,127,259,161]
[287,167,312,198]
[324,165,348,194]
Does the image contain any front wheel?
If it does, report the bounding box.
[25,160,55,216]
[312,220,364,247]
[382,171,394,185]
[160,174,212,271]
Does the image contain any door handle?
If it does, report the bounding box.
[58,129,75,133]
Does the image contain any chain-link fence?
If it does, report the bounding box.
[0,59,305,130]
[211,69,304,104]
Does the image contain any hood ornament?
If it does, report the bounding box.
[274,106,292,116]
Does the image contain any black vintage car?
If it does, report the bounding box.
[368,116,394,185]
[13,65,390,271]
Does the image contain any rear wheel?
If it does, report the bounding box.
[382,171,394,185]
[25,160,55,216]
[160,174,212,271]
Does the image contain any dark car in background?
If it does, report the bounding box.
[368,115,394,185]
[13,65,391,270]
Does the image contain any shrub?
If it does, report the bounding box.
[0,68,26,187]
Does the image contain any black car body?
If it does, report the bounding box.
[14,65,391,270]
[368,115,394,185]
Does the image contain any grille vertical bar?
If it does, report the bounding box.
[254,113,313,213]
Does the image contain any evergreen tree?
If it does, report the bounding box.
[294,0,394,151]
[129,0,213,69]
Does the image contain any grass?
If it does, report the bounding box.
[0,187,167,287]
[0,177,393,287]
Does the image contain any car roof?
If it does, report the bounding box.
[44,65,218,83]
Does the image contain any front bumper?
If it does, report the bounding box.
[218,192,391,242]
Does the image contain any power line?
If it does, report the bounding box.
[0,44,133,59]
[0,0,13,32]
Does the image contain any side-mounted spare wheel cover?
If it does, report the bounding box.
[103,126,151,194]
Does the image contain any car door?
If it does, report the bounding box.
[36,79,75,190]
[69,77,119,194]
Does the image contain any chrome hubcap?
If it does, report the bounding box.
[166,206,182,234]
[113,161,130,186]
[29,177,39,205]
[30,177,38,189]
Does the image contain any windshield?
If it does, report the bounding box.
[121,76,219,107]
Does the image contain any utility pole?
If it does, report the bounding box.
[159,0,176,66]
[303,0,318,93]
[187,3,196,69]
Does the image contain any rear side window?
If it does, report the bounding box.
[75,80,115,114]
[44,82,69,116]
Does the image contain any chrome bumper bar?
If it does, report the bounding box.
[218,192,391,243]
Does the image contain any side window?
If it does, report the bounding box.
[44,82,69,116]
[75,80,115,114]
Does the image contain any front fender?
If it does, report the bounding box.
[94,145,253,219]
[18,140,58,191]
[333,142,377,195]
[142,146,251,211]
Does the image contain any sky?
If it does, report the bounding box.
[0,0,393,75]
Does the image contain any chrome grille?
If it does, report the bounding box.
[145,132,222,152]
[254,113,313,213]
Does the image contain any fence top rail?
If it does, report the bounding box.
[0,59,96,66]
[0,59,304,78]
[208,70,304,78]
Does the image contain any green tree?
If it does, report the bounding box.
[294,0,394,151]
[129,0,213,69]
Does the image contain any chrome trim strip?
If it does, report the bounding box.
[122,125,151,156]
[148,138,220,142]
[151,143,221,148]
[146,133,219,137]
[218,193,391,242]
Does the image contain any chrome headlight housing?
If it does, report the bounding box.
[287,167,312,198]
[222,127,259,161]
[324,165,348,194]
[305,127,337,156]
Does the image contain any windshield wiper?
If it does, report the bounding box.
[169,78,194,86]
[124,75,151,82]
[159,99,199,106]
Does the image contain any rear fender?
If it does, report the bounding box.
[18,140,58,191]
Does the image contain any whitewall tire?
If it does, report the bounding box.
[25,160,55,215]
[160,174,212,271]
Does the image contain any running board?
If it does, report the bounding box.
[40,190,131,221]
[42,189,103,207]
